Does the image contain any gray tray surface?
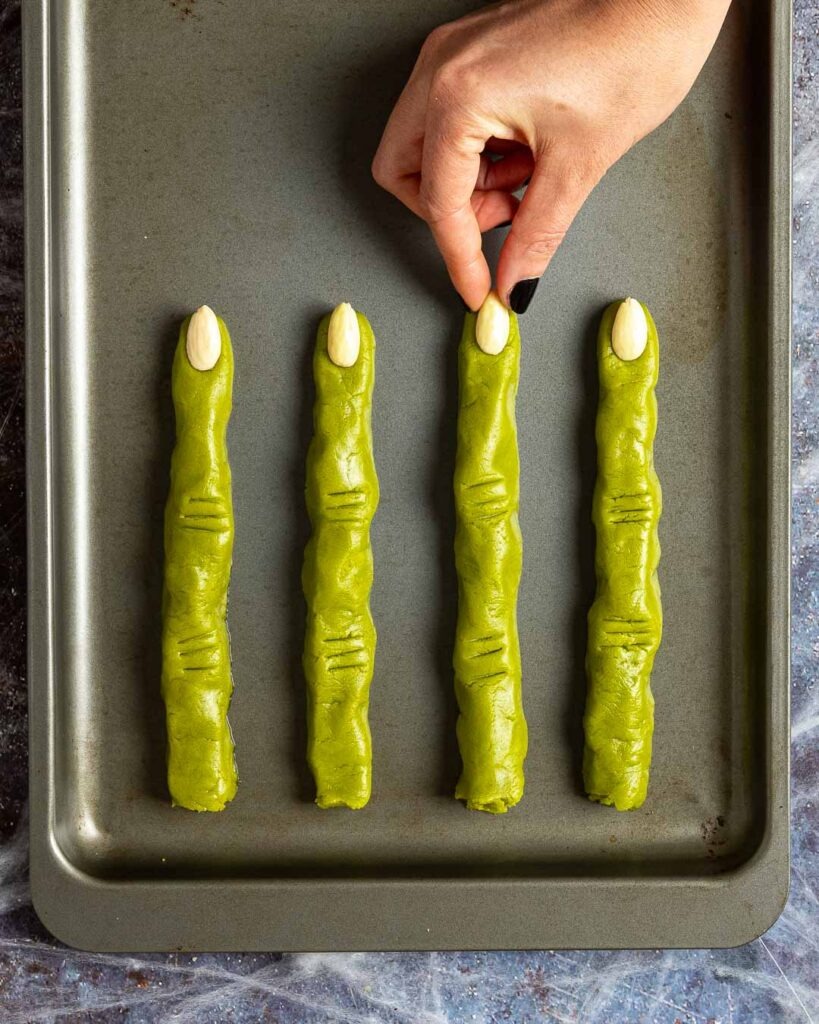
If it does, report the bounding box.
[25,0,790,950]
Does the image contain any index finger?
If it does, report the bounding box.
[420,117,490,311]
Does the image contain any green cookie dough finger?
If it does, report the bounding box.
[303,302,379,809]
[584,297,662,811]
[161,305,238,812]
[453,292,528,813]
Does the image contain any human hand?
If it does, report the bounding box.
[372,0,731,312]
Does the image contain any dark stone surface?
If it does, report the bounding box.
[0,0,26,844]
[0,1,817,1019]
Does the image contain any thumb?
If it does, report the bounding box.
[496,154,599,314]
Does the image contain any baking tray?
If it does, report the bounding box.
[24,0,791,951]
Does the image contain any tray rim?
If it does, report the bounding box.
[24,0,792,952]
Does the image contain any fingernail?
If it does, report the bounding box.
[509,278,540,315]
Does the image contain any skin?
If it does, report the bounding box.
[303,311,379,810]
[372,0,733,311]
[584,300,662,811]
[453,311,527,812]
[162,314,238,812]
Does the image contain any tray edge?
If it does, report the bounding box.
[24,0,792,952]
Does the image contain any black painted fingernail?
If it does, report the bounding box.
[509,278,540,314]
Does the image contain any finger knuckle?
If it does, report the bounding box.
[422,21,456,55]
[418,187,455,224]
[430,59,482,107]
[454,250,483,274]
[371,152,389,188]
[517,226,567,260]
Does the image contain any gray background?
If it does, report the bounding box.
[1,0,817,1019]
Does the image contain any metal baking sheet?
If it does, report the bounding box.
[24,0,791,951]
